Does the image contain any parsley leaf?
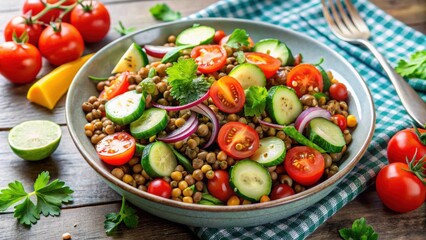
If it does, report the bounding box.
[104,196,139,236]
[149,3,181,22]
[0,171,73,226]
[166,58,211,105]
[395,50,426,80]
[244,86,268,117]
[226,29,250,49]
[339,217,378,240]
[235,51,246,64]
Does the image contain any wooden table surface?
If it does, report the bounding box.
[0,0,425,239]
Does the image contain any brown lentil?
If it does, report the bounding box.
[122,174,134,184]
[111,168,125,179]
[132,164,142,173]
[184,175,195,185]
[193,191,202,203]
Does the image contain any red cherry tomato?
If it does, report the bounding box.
[96,132,136,166]
[329,82,348,101]
[284,146,325,186]
[38,22,84,66]
[213,30,226,43]
[219,35,255,48]
[70,0,110,43]
[217,122,260,159]
[209,76,245,114]
[376,162,426,213]
[244,52,281,78]
[294,53,303,66]
[270,184,295,200]
[0,41,42,84]
[22,0,77,23]
[4,16,42,47]
[190,45,227,74]
[207,170,234,202]
[286,64,323,97]
[148,179,172,199]
[332,114,347,131]
[99,73,130,100]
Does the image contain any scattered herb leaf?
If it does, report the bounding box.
[114,21,136,36]
[395,50,426,80]
[339,217,378,240]
[104,196,139,236]
[149,3,182,22]
[226,28,250,49]
[244,86,268,117]
[235,51,246,64]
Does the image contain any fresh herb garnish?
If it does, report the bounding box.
[339,217,378,240]
[166,58,210,105]
[0,171,73,226]
[114,20,137,36]
[226,28,250,49]
[235,50,246,64]
[149,3,182,22]
[244,86,268,117]
[104,196,139,236]
[395,50,426,80]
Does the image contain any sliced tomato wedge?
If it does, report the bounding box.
[210,76,245,114]
[96,132,136,166]
[286,64,323,97]
[244,52,281,78]
[190,45,227,74]
[219,35,255,48]
[284,146,325,186]
[99,72,130,100]
[217,122,259,159]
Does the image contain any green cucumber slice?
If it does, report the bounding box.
[130,108,168,139]
[229,159,272,202]
[161,44,197,63]
[111,43,148,74]
[135,143,145,156]
[228,63,266,89]
[141,141,177,177]
[250,137,286,167]
[105,90,146,125]
[308,118,345,153]
[253,38,294,66]
[175,26,215,46]
[170,146,195,173]
[283,126,326,153]
[266,86,302,125]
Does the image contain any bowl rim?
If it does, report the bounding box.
[66,17,376,212]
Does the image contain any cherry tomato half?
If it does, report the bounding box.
[190,45,227,74]
[99,72,130,100]
[332,114,347,131]
[286,64,323,97]
[270,184,295,200]
[209,76,245,114]
[219,35,255,48]
[217,122,260,159]
[376,162,426,213]
[96,132,136,166]
[148,179,172,199]
[4,16,42,47]
[213,30,226,43]
[329,82,348,101]
[284,146,325,186]
[244,52,281,78]
[207,170,234,202]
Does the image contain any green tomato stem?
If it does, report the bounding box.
[32,0,67,22]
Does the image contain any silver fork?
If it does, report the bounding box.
[322,0,426,126]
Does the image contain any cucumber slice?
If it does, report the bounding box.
[283,126,326,153]
[141,141,177,177]
[229,159,272,202]
[228,63,266,89]
[170,147,195,173]
[130,108,168,139]
[308,118,346,153]
[111,43,148,74]
[317,66,332,91]
[105,90,146,125]
[161,44,197,63]
[175,25,215,46]
[253,39,294,66]
[135,143,145,156]
[250,137,286,167]
[266,86,302,125]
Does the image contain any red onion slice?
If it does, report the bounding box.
[152,90,210,111]
[190,104,219,149]
[157,112,199,143]
[294,107,331,133]
[258,119,285,129]
[144,45,176,58]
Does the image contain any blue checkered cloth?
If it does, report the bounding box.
[185,0,426,239]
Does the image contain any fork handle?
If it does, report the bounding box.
[358,39,426,126]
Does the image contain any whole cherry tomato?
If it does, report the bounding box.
[70,0,111,43]
[38,22,84,66]
[329,82,348,101]
[332,114,347,131]
[284,146,325,186]
[95,132,136,166]
[209,76,245,114]
[207,170,234,202]
[213,30,226,43]
[286,64,323,97]
[4,16,42,46]
[22,0,77,23]
[270,184,295,200]
[148,179,172,199]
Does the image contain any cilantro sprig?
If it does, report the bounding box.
[226,28,250,49]
[104,196,139,236]
[149,3,182,22]
[244,86,268,117]
[395,50,426,80]
[339,217,378,240]
[0,171,73,226]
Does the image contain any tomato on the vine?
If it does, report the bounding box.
[217,122,259,159]
[270,184,295,200]
[4,16,42,47]
[286,64,323,97]
[190,45,227,74]
[70,0,110,43]
[38,22,84,66]
[244,52,281,78]
[22,0,77,23]
[209,76,245,114]
[207,170,234,202]
[329,82,348,101]
[95,132,135,166]
[213,30,226,43]
[99,72,130,100]
[148,179,172,198]
[332,114,347,131]
[284,146,325,186]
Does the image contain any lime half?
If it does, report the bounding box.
[8,120,62,161]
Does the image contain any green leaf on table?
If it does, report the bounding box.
[104,196,139,236]
[339,217,378,240]
[395,50,426,80]
[114,20,137,36]
[244,86,268,117]
[226,28,250,49]
[150,3,182,22]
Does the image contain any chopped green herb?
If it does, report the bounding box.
[149,3,182,22]
[395,50,426,80]
[244,86,268,117]
[114,21,137,36]
[226,29,250,49]
[339,217,378,240]
[235,50,246,64]
[0,171,73,226]
[104,196,139,236]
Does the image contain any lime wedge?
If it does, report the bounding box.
[8,120,62,161]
